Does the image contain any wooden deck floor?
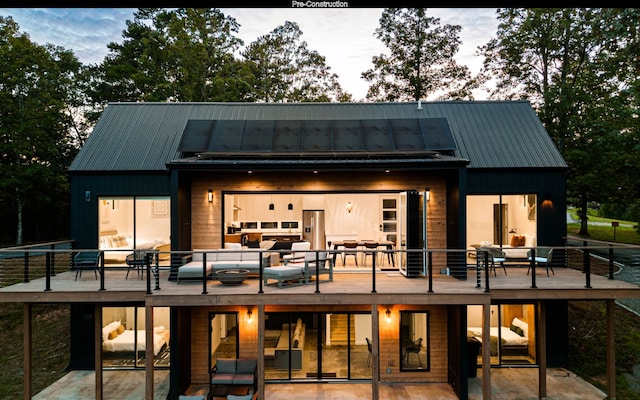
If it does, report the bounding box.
[1,262,639,305]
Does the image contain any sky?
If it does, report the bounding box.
[0,8,499,101]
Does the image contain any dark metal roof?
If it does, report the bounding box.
[69,101,567,172]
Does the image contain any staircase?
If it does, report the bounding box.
[328,314,355,346]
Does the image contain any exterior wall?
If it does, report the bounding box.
[187,171,449,268]
[189,305,449,385]
[380,305,448,383]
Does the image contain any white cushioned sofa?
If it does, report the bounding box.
[177,247,273,283]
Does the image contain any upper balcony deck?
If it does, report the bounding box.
[1,243,639,306]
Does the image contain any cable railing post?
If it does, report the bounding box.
[371,248,377,293]
[154,251,160,291]
[428,251,433,293]
[45,251,52,292]
[530,249,537,289]
[258,251,264,294]
[315,251,320,294]
[483,250,490,293]
[475,249,481,289]
[23,250,29,283]
[50,243,57,276]
[99,251,106,291]
[201,252,208,295]
[584,247,591,289]
[146,253,152,295]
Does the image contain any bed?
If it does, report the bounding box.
[467,317,529,355]
[102,321,170,356]
[99,230,170,263]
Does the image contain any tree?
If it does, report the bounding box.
[362,8,475,102]
[480,8,640,236]
[89,8,252,106]
[0,16,82,244]
[242,21,351,102]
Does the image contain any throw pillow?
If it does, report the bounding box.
[117,324,125,334]
[510,324,525,337]
[517,235,526,246]
[108,329,119,340]
[509,235,518,247]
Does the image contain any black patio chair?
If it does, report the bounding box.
[73,251,101,281]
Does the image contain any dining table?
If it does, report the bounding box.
[329,240,396,268]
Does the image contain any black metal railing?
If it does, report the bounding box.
[0,242,638,295]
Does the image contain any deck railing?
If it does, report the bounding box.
[0,241,638,295]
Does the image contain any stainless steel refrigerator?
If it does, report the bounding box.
[302,210,326,250]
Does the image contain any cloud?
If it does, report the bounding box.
[0,7,497,100]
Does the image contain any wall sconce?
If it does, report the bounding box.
[207,189,213,203]
[542,193,553,209]
[269,203,275,210]
[247,309,253,324]
[425,188,430,201]
[385,308,392,324]
[346,201,353,213]
[85,190,91,203]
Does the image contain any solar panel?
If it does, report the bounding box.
[177,120,215,152]
[179,118,456,156]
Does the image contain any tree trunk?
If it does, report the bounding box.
[578,193,589,236]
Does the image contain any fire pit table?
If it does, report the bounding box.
[216,269,249,285]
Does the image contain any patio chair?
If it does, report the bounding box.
[366,337,372,366]
[73,251,101,281]
[527,248,555,276]
[283,241,311,265]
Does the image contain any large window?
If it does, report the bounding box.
[101,306,170,369]
[98,197,171,264]
[467,194,537,248]
[400,311,430,371]
[466,304,536,366]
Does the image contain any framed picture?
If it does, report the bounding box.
[527,195,536,220]
[152,200,169,218]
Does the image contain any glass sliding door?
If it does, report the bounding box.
[264,312,371,381]
[98,196,171,264]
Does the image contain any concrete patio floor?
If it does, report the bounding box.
[32,367,606,399]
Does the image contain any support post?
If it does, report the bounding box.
[146,305,154,400]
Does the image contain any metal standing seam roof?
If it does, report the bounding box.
[68,101,568,172]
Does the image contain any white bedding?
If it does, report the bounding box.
[467,326,528,347]
[102,327,170,356]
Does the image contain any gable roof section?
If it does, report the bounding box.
[69,101,567,172]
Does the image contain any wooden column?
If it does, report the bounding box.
[607,299,616,400]
[538,301,547,398]
[23,303,32,400]
[372,305,379,400]
[146,305,155,400]
[95,304,103,400]
[258,304,265,400]
[482,304,491,400]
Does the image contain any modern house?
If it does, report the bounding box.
[1,100,637,400]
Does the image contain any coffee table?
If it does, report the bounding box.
[216,269,249,285]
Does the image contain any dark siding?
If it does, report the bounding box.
[70,174,170,249]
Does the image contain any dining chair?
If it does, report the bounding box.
[403,337,423,367]
[366,337,372,366]
[341,240,359,267]
[362,241,378,266]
